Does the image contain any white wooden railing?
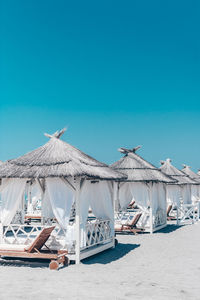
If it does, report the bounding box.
[81,219,112,250]
[2,224,44,245]
[177,204,199,225]
[1,219,112,252]
[2,223,66,245]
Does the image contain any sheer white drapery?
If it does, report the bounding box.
[81,181,113,222]
[166,185,181,206]
[182,185,192,204]
[151,183,166,216]
[118,183,132,210]
[42,186,54,219]
[128,182,150,209]
[191,185,200,204]
[150,183,166,228]
[27,181,42,214]
[0,179,27,226]
[45,178,75,230]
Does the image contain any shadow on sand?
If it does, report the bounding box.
[82,243,140,265]
[156,223,183,234]
[0,257,50,269]
[0,243,140,268]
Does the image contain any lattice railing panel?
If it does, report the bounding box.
[177,204,199,225]
[3,224,43,245]
[82,219,112,250]
[2,223,66,246]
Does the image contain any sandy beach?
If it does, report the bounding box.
[0,221,200,300]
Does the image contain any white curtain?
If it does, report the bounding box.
[42,186,54,219]
[166,185,181,206]
[45,178,75,230]
[118,183,132,210]
[191,185,199,204]
[151,183,161,216]
[0,179,27,226]
[129,182,150,209]
[81,181,113,222]
[182,185,192,204]
[151,183,166,228]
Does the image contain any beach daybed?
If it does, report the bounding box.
[0,226,68,270]
[160,159,199,225]
[0,128,126,266]
[111,146,176,234]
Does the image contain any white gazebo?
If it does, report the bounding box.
[160,159,199,224]
[111,147,176,234]
[181,165,200,204]
[0,129,126,264]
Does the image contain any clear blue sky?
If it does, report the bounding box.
[0,0,200,170]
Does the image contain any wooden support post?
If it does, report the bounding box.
[0,223,3,244]
[27,181,32,214]
[149,184,153,234]
[176,206,179,225]
[75,177,81,264]
[113,182,119,213]
[112,182,117,248]
[39,178,46,226]
[163,183,167,226]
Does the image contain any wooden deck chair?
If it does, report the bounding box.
[128,200,136,209]
[0,226,68,270]
[167,204,176,220]
[115,212,143,235]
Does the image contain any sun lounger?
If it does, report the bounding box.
[115,212,143,234]
[0,226,68,270]
[167,204,176,220]
[128,200,136,209]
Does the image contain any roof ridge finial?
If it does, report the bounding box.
[166,158,172,163]
[182,164,190,169]
[44,127,67,139]
[132,145,141,153]
[160,158,171,165]
[118,145,142,155]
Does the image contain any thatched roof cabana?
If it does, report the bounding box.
[160,159,197,185]
[181,165,200,183]
[0,129,126,265]
[111,147,175,183]
[111,146,176,234]
[0,129,126,181]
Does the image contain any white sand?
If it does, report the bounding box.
[0,222,200,300]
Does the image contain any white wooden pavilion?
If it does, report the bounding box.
[160,159,199,224]
[181,165,200,204]
[0,129,126,264]
[111,147,176,234]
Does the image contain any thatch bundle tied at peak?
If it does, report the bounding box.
[0,129,126,180]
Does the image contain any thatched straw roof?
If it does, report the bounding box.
[181,165,200,183]
[111,147,176,183]
[0,129,126,180]
[160,159,197,185]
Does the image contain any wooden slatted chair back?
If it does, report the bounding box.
[167,204,173,216]
[129,212,142,227]
[27,226,55,253]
